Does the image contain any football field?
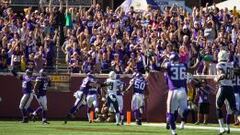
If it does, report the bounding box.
[0,121,240,135]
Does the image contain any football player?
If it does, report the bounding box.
[102,71,121,125]
[233,75,240,126]
[64,73,98,124]
[86,78,100,123]
[12,69,35,123]
[125,71,148,126]
[116,74,125,125]
[214,50,240,134]
[161,53,200,135]
[32,69,50,124]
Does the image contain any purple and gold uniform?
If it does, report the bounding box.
[21,75,34,94]
[32,70,50,124]
[233,75,240,112]
[166,63,187,90]
[163,57,189,134]
[36,76,49,97]
[65,74,96,124]
[19,70,34,123]
[86,77,99,122]
[166,63,188,114]
[130,73,147,125]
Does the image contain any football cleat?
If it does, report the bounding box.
[20,118,28,123]
[42,120,50,125]
[194,121,200,125]
[166,123,170,130]
[121,120,124,125]
[136,120,142,126]
[30,113,37,122]
[227,129,230,134]
[64,114,71,124]
[218,130,226,135]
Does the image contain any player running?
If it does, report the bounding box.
[64,73,98,124]
[161,53,200,135]
[125,71,148,126]
[32,69,50,124]
[214,50,240,134]
[102,71,121,125]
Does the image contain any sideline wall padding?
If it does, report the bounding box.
[0,73,219,123]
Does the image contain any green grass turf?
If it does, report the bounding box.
[0,121,239,135]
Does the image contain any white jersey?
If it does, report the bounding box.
[216,62,234,86]
[105,78,119,95]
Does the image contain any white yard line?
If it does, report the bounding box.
[134,123,240,132]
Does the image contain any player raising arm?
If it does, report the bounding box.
[125,71,148,126]
[161,53,200,135]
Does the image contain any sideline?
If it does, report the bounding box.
[132,123,240,132]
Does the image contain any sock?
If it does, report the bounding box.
[226,124,230,131]
[226,114,231,125]
[134,110,141,121]
[42,110,47,121]
[218,119,225,132]
[115,113,120,124]
[171,129,176,135]
[87,113,90,121]
[180,121,185,130]
[20,109,27,118]
[182,109,189,122]
[167,113,176,130]
[120,112,124,121]
[174,111,178,120]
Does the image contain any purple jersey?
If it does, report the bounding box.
[166,63,187,90]
[36,76,49,96]
[233,75,240,93]
[79,76,95,94]
[116,80,124,95]
[22,75,34,94]
[130,75,147,94]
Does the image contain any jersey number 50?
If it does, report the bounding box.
[134,81,145,90]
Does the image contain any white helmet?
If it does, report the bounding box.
[108,71,117,80]
[218,50,229,62]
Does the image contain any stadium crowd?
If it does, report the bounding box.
[0,0,240,74]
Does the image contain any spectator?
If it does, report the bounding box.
[82,56,94,73]
[34,46,46,72]
[69,52,80,73]
[0,1,239,76]
[195,80,211,125]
